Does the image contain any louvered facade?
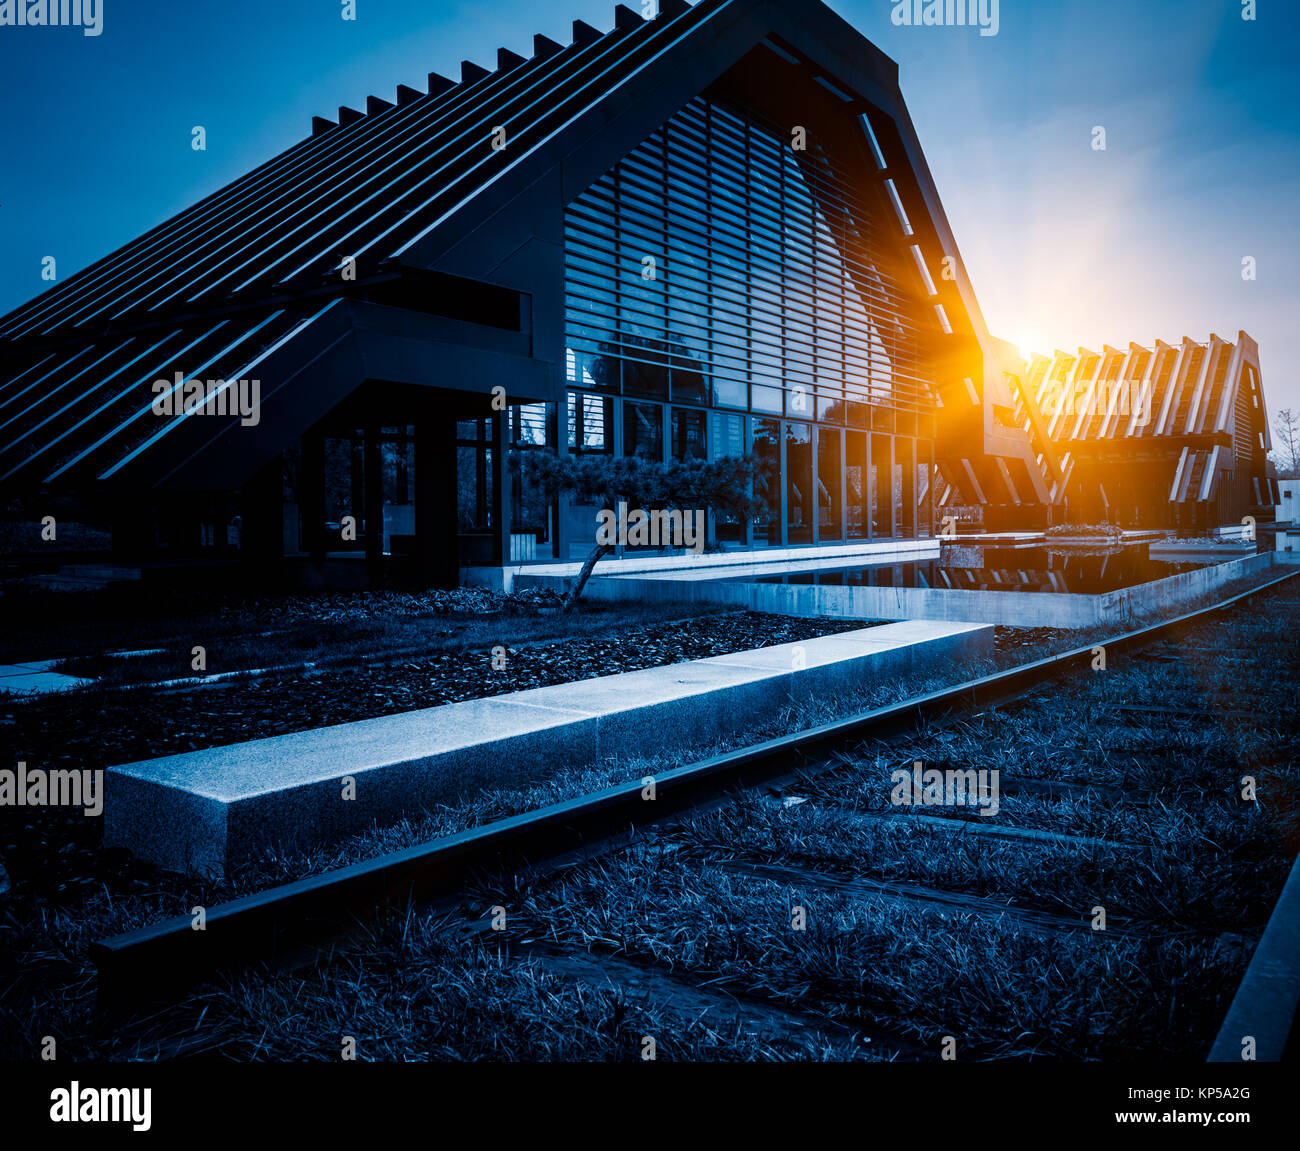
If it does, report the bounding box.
[1004,332,1278,530]
[0,0,1062,587]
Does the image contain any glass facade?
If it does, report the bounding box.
[560,93,937,553]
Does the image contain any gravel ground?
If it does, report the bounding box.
[0,585,573,668]
[992,625,1076,660]
[1,611,879,772]
[0,609,879,907]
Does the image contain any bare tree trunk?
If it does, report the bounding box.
[565,542,613,611]
[1275,409,1299,478]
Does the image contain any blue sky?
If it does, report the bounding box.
[1,0,1297,417]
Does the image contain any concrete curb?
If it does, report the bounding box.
[105,620,993,876]
[531,551,1281,628]
[1208,850,1300,1063]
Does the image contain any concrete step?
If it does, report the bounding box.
[0,657,95,695]
[105,620,993,876]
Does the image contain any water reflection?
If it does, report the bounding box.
[736,544,1233,595]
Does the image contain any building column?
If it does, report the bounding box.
[299,430,326,562]
[415,417,458,589]
[364,425,384,580]
[240,455,284,572]
[491,409,508,566]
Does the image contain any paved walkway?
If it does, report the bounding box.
[0,661,92,695]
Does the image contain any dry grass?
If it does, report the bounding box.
[507,849,1242,1061]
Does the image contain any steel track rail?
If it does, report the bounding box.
[91,567,1300,1011]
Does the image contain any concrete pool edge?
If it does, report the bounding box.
[528,551,1284,628]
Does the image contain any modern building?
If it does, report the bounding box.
[0,0,1260,590]
[1278,478,1298,527]
[1006,333,1279,531]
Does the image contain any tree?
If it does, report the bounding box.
[1274,408,1300,479]
[512,451,765,607]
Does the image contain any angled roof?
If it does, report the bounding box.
[0,308,316,487]
[0,0,734,347]
[1023,333,1267,445]
[0,0,1031,495]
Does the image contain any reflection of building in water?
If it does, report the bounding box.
[750,544,1210,595]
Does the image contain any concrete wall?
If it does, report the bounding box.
[536,551,1282,629]
[1095,551,1275,625]
[471,538,941,594]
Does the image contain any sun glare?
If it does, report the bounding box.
[1014,331,1046,364]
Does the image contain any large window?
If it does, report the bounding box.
[753,418,782,546]
[568,392,613,454]
[457,419,492,533]
[564,94,935,425]
[846,431,867,540]
[671,407,707,461]
[896,436,914,539]
[562,89,940,549]
[711,411,747,544]
[817,426,843,542]
[623,401,663,460]
[511,405,554,554]
[786,423,813,545]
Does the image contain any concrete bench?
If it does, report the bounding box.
[105,620,993,876]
